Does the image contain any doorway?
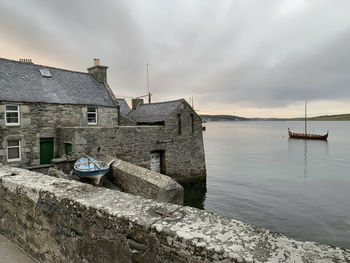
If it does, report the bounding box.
[40,138,54,165]
[150,150,165,174]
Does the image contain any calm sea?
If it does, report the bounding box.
[184,121,350,249]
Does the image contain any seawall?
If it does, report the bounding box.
[109,158,183,205]
[57,126,206,183]
[0,165,349,262]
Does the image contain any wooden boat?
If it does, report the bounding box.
[74,155,114,184]
[288,101,328,141]
[288,128,328,140]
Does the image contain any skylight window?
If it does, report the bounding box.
[39,68,52,78]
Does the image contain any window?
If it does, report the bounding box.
[5,104,20,126]
[177,114,182,135]
[87,107,97,125]
[190,114,194,133]
[7,140,21,162]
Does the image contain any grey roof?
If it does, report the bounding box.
[0,58,115,107]
[116,98,131,115]
[127,99,184,123]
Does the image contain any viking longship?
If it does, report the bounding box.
[288,102,328,141]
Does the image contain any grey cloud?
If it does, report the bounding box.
[1,0,350,113]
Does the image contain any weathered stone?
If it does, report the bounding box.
[0,165,349,263]
[109,158,184,205]
[47,168,76,181]
[57,123,206,184]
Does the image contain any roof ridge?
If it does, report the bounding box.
[0,57,90,76]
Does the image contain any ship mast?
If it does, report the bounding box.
[305,101,307,134]
[146,64,151,103]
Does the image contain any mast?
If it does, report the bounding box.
[146,64,151,103]
[305,101,307,134]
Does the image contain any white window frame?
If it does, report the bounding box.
[87,107,97,125]
[5,104,20,126]
[7,139,21,162]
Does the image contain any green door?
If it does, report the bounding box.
[65,143,72,155]
[40,138,54,165]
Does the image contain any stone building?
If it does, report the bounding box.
[127,98,206,181]
[0,57,206,183]
[0,58,119,167]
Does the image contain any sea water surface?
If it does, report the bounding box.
[185,121,350,249]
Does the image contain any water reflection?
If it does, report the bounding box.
[288,139,329,178]
[304,140,307,178]
[183,181,207,209]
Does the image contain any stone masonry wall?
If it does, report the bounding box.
[110,158,184,205]
[0,165,349,263]
[0,102,119,167]
[57,125,206,183]
[161,100,206,182]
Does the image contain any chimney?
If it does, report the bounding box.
[19,58,32,63]
[87,58,108,83]
[132,98,144,110]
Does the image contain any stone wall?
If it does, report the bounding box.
[162,100,206,182]
[0,102,119,167]
[1,165,349,263]
[57,125,206,183]
[109,158,183,205]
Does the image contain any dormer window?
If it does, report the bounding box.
[87,107,97,125]
[5,104,20,126]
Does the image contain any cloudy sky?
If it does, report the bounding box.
[1,0,350,117]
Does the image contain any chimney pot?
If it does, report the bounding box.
[94,58,100,66]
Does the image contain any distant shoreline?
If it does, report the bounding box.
[200,113,350,122]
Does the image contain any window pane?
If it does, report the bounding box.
[6,117,19,123]
[6,112,19,123]
[6,112,18,118]
[87,107,96,113]
[88,118,96,123]
[8,148,19,159]
[6,105,18,111]
[88,113,96,123]
[8,140,19,147]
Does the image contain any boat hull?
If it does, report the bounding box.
[75,169,109,184]
[74,156,111,184]
[288,129,328,141]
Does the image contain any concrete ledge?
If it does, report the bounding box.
[0,165,349,262]
[109,158,184,205]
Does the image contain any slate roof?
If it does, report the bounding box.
[0,58,115,107]
[127,99,184,123]
[116,98,131,115]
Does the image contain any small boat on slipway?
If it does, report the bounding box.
[74,155,114,184]
[288,101,328,141]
